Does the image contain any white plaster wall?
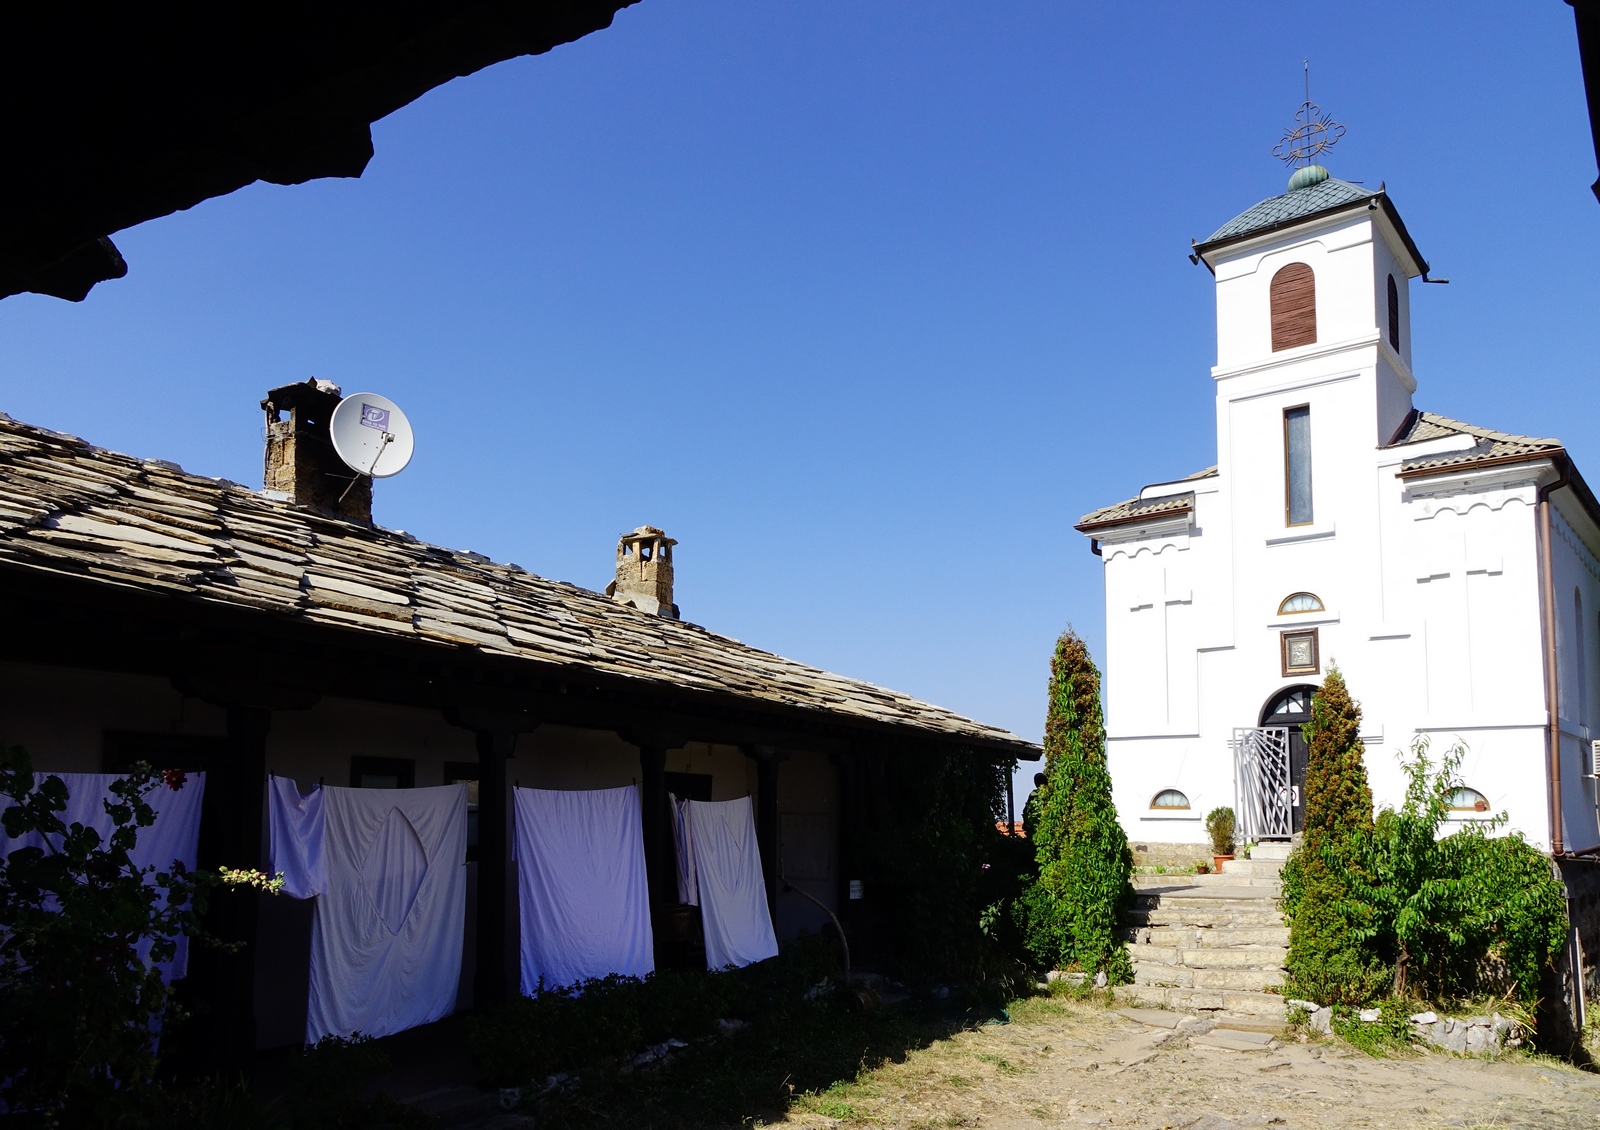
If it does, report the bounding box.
[1098,192,1596,853]
[775,751,840,940]
[0,661,228,769]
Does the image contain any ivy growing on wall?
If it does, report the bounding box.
[1015,629,1132,981]
[846,743,1022,985]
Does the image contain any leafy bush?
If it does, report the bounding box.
[0,741,280,1121]
[1281,676,1569,1008]
[1281,669,1388,1005]
[1338,738,1567,1003]
[849,744,1017,983]
[471,934,841,1087]
[281,1033,436,1129]
[1204,807,1234,856]
[1015,629,1132,982]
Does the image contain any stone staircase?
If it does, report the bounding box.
[1113,857,1289,1021]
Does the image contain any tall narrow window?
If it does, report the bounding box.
[1285,405,1313,526]
[1270,262,1317,351]
[1386,274,1400,352]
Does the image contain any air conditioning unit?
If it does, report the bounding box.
[1590,739,1600,778]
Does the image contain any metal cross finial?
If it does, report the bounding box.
[1272,59,1346,169]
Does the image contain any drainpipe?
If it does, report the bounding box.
[1540,457,1572,856]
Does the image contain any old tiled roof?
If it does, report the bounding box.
[0,415,1034,755]
[1389,411,1563,476]
[1076,467,1217,532]
[1203,178,1375,246]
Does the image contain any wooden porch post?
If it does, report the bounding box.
[473,729,516,1008]
[620,726,686,965]
[444,705,539,1010]
[189,704,270,1068]
[743,745,782,918]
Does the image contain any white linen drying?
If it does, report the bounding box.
[2,771,206,982]
[268,777,467,1043]
[514,785,654,991]
[683,797,778,970]
[668,794,698,907]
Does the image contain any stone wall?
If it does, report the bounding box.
[1129,841,1213,869]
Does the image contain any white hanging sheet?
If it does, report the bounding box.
[268,776,467,1043]
[668,793,698,906]
[514,785,654,991]
[268,774,325,898]
[685,796,778,970]
[2,771,206,981]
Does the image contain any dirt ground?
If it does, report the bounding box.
[775,996,1600,1130]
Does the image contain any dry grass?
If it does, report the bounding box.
[775,993,1600,1130]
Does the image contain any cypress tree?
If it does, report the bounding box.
[1300,667,1373,844]
[1281,666,1386,1004]
[1019,629,1132,980]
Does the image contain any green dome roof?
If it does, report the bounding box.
[1287,164,1329,191]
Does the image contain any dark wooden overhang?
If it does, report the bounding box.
[1570,0,1600,203]
[0,1,638,302]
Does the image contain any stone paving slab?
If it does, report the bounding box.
[1114,1007,1187,1029]
[1191,1031,1276,1052]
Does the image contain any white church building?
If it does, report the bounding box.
[1078,163,1600,859]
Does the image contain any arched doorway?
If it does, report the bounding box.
[1260,685,1317,833]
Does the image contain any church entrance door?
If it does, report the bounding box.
[1260,686,1316,834]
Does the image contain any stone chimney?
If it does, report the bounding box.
[261,378,372,522]
[605,526,678,618]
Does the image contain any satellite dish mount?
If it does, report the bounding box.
[329,392,416,504]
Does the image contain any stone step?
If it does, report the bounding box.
[1111,983,1288,1021]
[1121,926,1289,947]
[1134,873,1283,889]
[1133,964,1284,991]
[1128,944,1285,971]
[1127,909,1285,929]
[1220,858,1285,878]
[1132,890,1280,907]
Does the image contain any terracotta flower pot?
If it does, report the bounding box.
[1213,854,1233,872]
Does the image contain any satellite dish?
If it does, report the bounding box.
[329,392,415,480]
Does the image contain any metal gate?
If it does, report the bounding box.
[1231,726,1293,841]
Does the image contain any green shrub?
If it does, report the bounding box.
[1338,737,1567,1003]
[1281,669,1387,1005]
[1015,629,1132,982]
[471,935,844,1087]
[849,745,1016,983]
[1281,675,1569,1009]
[1204,807,1234,856]
[0,742,280,1121]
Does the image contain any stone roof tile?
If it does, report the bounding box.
[1203,178,1376,246]
[0,415,1033,755]
[1389,411,1562,475]
[1076,467,1215,532]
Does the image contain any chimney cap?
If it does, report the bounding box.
[620,525,676,546]
[262,377,343,414]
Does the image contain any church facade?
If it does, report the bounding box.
[1078,166,1600,859]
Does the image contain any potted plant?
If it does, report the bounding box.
[1205,806,1235,873]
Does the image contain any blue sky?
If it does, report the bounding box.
[2,3,1596,800]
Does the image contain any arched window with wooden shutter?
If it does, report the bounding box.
[1269,262,1316,351]
[1387,274,1400,351]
